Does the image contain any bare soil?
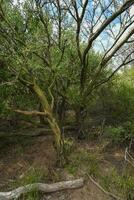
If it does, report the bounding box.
[0,127,133,200]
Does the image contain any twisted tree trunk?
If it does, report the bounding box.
[32,82,66,166]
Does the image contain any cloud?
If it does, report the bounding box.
[13,0,24,5]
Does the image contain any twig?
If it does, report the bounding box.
[124,147,134,167]
[88,175,122,200]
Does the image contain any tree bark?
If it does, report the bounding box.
[57,98,66,124]
[76,106,87,139]
[38,103,47,124]
[32,82,66,166]
[0,178,84,200]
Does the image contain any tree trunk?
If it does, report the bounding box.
[32,82,66,166]
[57,98,66,124]
[76,106,87,140]
[38,103,47,124]
[47,115,66,166]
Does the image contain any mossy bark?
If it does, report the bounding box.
[38,103,46,124]
[32,83,66,166]
[76,106,87,139]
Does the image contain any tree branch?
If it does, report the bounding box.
[83,0,134,61]
[86,51,134,96]
[102,23,134,64]
[88,175,122,200]
[11,109,48,116]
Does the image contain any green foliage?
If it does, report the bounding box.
[90,67,134,142]
[104,121,134,143]
[17,167,47,185]
[63,137,74,156]
[105,126,125,143]
[123,121,134,140]
[101,69,134,124]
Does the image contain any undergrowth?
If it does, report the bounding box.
[11,167,48,200]
[64,147,134,200]
[100,168,134,199]
[65,148,100,177]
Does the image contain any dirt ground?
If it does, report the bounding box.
[0,127,133,200]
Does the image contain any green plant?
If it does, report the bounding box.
[101,168,134,199]
[123,121,134,141]
[105,126,125,143]
[101,175,112,190]
[12,167,48,200]
[63,137,74,156]
[65,148,100,177]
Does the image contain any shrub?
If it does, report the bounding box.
[123,121,134,142]
[105,126,125,143]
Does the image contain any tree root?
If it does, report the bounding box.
[0,178,84,200]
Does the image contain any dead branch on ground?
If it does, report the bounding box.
[0,178,84,200]
[88,175,122,200]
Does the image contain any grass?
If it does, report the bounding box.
[100,168,134,199]
[65,148,100,177]
[64,147,134,200]
[11,167,49,200]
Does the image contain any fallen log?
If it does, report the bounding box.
[0,178,84,200]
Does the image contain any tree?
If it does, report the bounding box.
[0,0,134,164]
[63,0,134,133]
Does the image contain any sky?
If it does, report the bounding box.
[12,0,134,55]
[93,4,134,53]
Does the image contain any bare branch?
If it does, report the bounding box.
[83,0,134,61]
[84,49,134,98]
[103,23,134,64]
[11,109,48,116]
[125,147,134,167]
